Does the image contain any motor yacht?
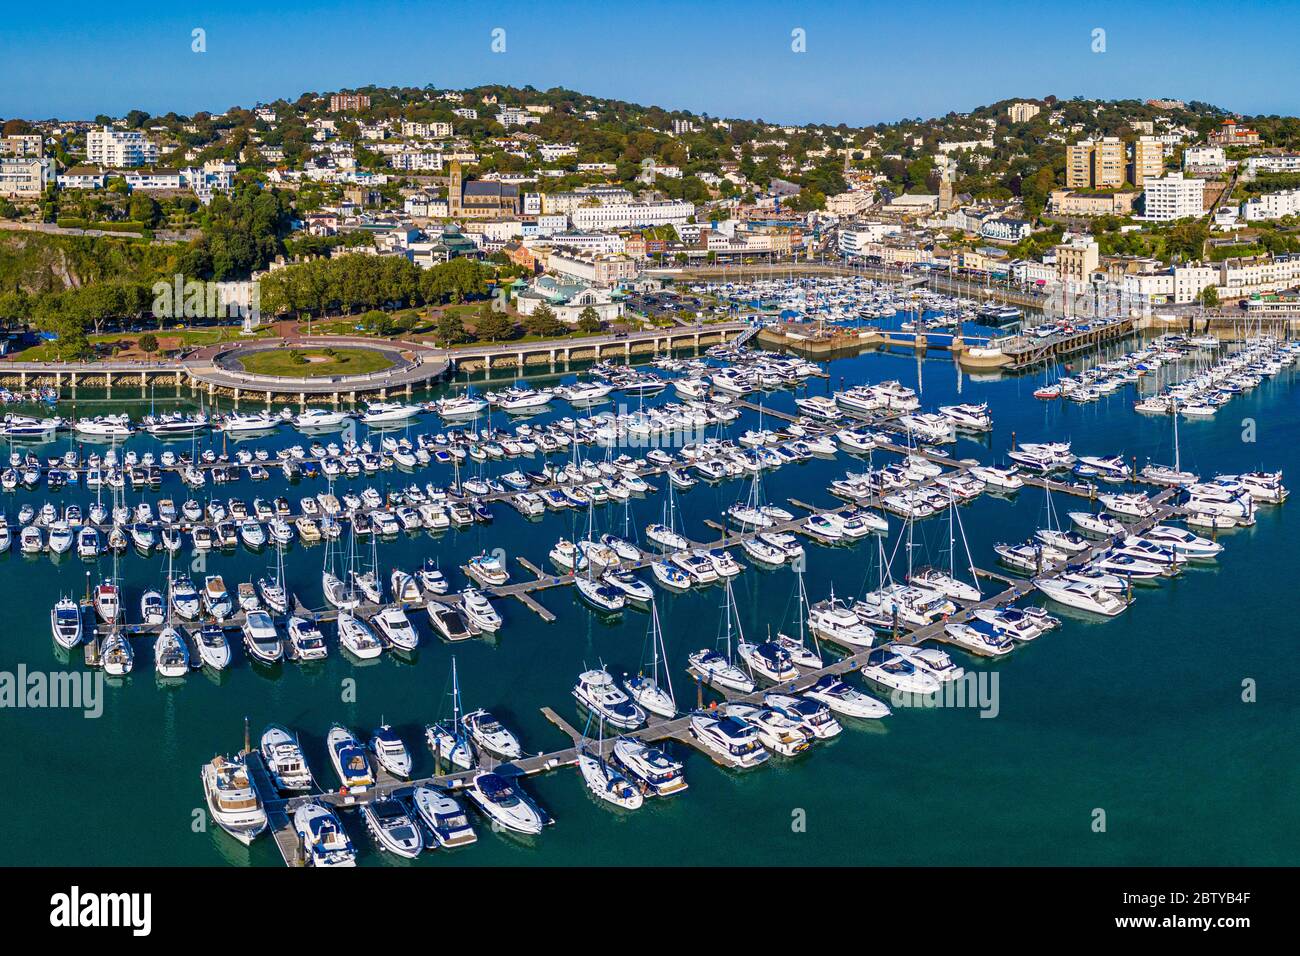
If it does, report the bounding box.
[803,674,890,719]
[722,703,810,756]
[462,709,522,759]
[327,725,374,792]
[242,611,284,664]
[368,724,413,779]
[50,596,82,649]
[201,753,268,845]
[612,738,687,797]
[1032,576,1128,616]
[286,615,328,661]
[371,605,420,651]
[410,787,478,847]
[460,588,503,632]
[260,725,314,792]
[573,668,646,730]
[688,712,769,768]
[465,772,545,835]
[860,647,942,694]
[337,610,384,659]
[362,798,424,858]
[293,803,356,867]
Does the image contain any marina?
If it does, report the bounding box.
[3,323,1296,867]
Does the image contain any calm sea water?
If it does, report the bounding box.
[3,339,1298,867]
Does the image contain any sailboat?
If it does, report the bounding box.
[575,498,625,613]
[645,476,688,550]
[773,566,824,668]
[425,658,475,771]
[908,488,981,602]
[622,600,676,718]
[1140,397,1199,486]
[322,517,360,610]
[257,531,290,613]
[687,579,756,693]
[577,716,643,810]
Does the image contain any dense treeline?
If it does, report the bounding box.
[258,255,493,318]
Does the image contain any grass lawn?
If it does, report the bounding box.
[9,325,267,362]
[236,347,395,378]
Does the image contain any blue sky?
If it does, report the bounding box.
[2,0,1297,124]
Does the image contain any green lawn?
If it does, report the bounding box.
[236,347,395,378]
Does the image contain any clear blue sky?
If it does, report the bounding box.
[2,0,1297,124]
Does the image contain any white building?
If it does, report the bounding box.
[86,126,158,167]
[401,121,453,139]
[1182,145,1226,173]
[0,157,52,198]
[389,151,443,171]
[1241,189,1300,222]
[1243,154,1300,179]
[570,200,694,230]
[838,222,903,256]
[1140,173,1204,221]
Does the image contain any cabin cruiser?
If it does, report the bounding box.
[939,402,992,432]
[764,692,842,739]
[93,580,120,623]
[972,606,1044,641]
[645,522,688,551]
[1033,575,1128,616]
[578,745,644,809]
[202,575,233,620]
[417,559,449,595]
[242,611,284,664]
[612,738,687,797]
[327,725,374,792]
[460,588,502,632]
[49,596,82,649]
[369,725,413,779]
[1097,492,1157,519]
[803,674,890,719]
[293,408,352,430]
[361,401,422,425]
[602,568,654,604]
[1069,511,1126,536]
[222,411,279,433]
[464,552,509,587]
[293,803,356,867]
[860,647,943,694]
[462,709,522,759]
[573,668,646,730]
[411,787,478,847]
[808,596,876,648]
[907,567,980,603]
[969,464,1023,490]
[465,772,545,835]
[286,615,328,661]
[892,645,966,682]
[371,605,420,651]
[688,712,769,768]
[362,798,424,858]
[139,589,165,627]
[722,703,810,756]
[736,639,799,683]
[201,754,268,845]
[944,618,1015,655]
[1139,524,1222,559]
[260,725,314,792]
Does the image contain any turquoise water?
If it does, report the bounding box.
[3,342,1298,866]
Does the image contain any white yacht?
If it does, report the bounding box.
[154,626,190,678]
[722,703,811,756]
[688,712,769,769]
[892,645,966,682]
[195,624,231,670]
[578,745,644,810]
[50,596,82,650]
[337,610,384,659]
[460,588,503,632]
[362,798,424,858]
[293,803,356,867]
[327,724,374,792]
[260,725,314,792]
[1033,576,1128,616]
[944,619,1015,656]
[201,753,268,845]
[294,408,352,429]
[241,611,284,664]
[371,605,419,651]
[465,772,545,835]
[411,787,478,848]
[287,615,329,661]
[808,596,876,648]
[573,668,647,730]
[860,647,942,694]
[361,402,422,425]
[612,738,688,797]
[369,725,413,779]
[803,674,891,719]
[462,709,522,760]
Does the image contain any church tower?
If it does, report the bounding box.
[448,161,463,217]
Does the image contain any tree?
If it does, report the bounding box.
[360,309,395,335]
[138,332,159,354]
[575,306,602,333]
[1198,285,1220,307]
[473,304,517,342]
[522,303,565,338]
[435,310,470,346]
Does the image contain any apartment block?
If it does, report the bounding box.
[1066,138,1126,189]
[86,126,159,167]
[1131,136,1164,186]
[329,93,371,112]
[1006,102,1041,123]
[1140,173,1205,221]
[0,157,52,198]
